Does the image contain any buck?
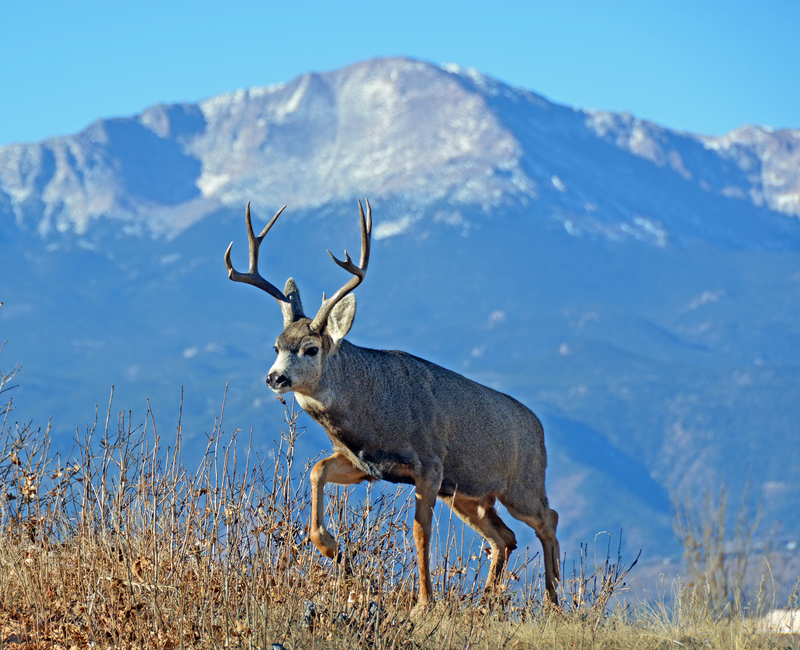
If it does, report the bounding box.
[225,199,561,608]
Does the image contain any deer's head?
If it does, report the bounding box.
[224,200,371,397]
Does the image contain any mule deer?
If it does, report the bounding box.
[225,200,561,608]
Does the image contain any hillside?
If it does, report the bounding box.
[2,57,799,565]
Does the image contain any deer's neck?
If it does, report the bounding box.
[294,340,368,429]
[295,391,333,415]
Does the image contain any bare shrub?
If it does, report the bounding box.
[0,326,788,648]
[0,373,653,650]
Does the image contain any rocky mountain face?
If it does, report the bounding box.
[2,58,798,244]
[2,58,799,573]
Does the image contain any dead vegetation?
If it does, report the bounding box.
[672,478,787,617]
[0,348,796,647]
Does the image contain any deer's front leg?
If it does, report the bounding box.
[309,452,367,558]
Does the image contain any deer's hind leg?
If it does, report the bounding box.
[310,452,368,559]
[504,500,561,604]
[411,465,443,611]
[443,494,517,593]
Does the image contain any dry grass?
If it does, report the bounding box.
[672,476,788,617]
[0,378,796,648]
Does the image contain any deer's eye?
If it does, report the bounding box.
[304,346,319,357]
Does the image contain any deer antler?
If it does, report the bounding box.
[310,199,372,332]
[225,202,289,304]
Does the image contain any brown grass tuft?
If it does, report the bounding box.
[0,381,794,648]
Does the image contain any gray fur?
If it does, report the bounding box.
[325,294,356,344]
[281,278,305,326]
[227,200,560,609]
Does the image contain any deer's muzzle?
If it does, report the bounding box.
[267,372,292,391]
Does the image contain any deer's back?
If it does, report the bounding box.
[303,342,547,499]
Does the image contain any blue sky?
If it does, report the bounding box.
[1,1,797,146]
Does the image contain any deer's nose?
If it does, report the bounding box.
[267,372,291,390]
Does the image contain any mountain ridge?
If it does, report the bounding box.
[2,57,798,247]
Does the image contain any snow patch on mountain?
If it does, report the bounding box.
[1,57,798,248]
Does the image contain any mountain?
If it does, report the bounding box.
[1,58,799,573]
[3,58,799,246]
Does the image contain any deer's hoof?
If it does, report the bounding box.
[410,600,432,619]
[311,527,337,559]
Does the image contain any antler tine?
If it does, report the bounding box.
[357,198,371,268]
[310,198,372,332]
[225,201,289,304]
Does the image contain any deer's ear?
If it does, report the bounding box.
[281,278,305,327]
[325,294,356,344]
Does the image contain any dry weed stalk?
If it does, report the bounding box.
[0,334,791,649]
[672,479,786,619]
[0,388,545,649]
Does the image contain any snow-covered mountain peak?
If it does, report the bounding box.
[1,57,798,248]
